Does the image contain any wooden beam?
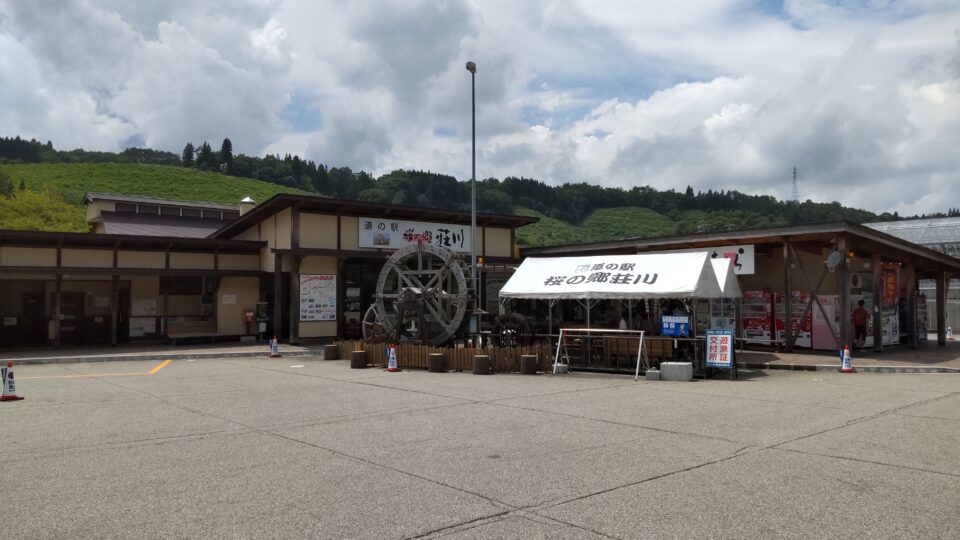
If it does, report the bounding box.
[110,275,119,347]
[906,264,917,349]
[273,252,283,341]
[288,254,301,344]
[54,240,62,348]
[936,270,946,346]
[782,241,793,352]
[872,251,883,353]
[838,236,850,349]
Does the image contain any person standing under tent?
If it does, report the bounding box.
[852,300,870,351]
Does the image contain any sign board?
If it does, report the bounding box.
[358,217,471,253]
[222,294,237,305]
[661,315,690,337]
[129,317,156,337]
[131,299,157,316]
[643,245,755,275]
[705,329,734,368]
[300,274,337,321]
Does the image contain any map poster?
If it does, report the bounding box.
[300,274,337,321]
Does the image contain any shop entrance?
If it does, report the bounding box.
[56,291,86,345]
[343,258,383,339]
[20,290,46,345]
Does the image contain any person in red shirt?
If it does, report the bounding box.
[852,300,870,351]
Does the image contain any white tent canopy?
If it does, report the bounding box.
[499,252,740,300]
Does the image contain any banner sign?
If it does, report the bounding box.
[359,217,472,253]
[300,274,337,321]
[661,315,690,337]
[645,245,755,275]
[705,329,734,368]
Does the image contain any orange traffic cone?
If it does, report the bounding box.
[385,344,401,372]
[1,361,24,401]
[269,336,282,358]
[839,346,855,374]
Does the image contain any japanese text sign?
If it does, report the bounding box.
[359,217,471,253]
[705,329,734,368]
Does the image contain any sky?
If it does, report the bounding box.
[2,0,959,216]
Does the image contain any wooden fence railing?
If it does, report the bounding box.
[334,340,554,373]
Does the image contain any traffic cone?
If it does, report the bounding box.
[269,336,282,358]
[1,361,24,401]
[839,346,855,373]
[385,344,401,372]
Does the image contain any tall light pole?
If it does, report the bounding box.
[466,60,478,336]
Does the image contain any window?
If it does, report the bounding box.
[116,203,136,213]
[138,204,159,214]
[202,209,222,220]
[181,208,201,218]
[222,211,240,220]
[160,206,180,216]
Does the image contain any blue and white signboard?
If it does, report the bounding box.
[705,329,734,368]
[661,315,690,337]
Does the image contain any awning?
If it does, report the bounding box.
[499,252,740,300]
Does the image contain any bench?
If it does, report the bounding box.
[166,320,218,345]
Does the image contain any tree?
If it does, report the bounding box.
[181,142,194,167]
[219,138,234,175]
[195,142,213,171]
[0,170,13,197]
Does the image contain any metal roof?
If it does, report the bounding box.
[99,212,227,239]
[211,193,539,239]
[85,192,240,211]
[521,221,960,274]
[867,218,960,258]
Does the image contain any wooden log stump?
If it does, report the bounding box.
[428,352,446,373]
[350,350,367,369]
[323,344,339,361]
[520,354,538,375]
[473,354,492,375]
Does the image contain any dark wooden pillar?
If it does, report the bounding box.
[337,257,345,339]
[906,265,917,349]
[936,270,947,346]
[110,275,119,346]
[54,240,62,348]
[288,254,301,344]
[273,252,283,340]
[837,237,850,349]
[782,241,793,352]
[54,274,62,348]
[163,244,171,339]
[872,252,883,352]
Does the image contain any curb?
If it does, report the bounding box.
[738,362,960,374]
[12,350,319,366]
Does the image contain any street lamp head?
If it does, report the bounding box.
[465,61,476,74]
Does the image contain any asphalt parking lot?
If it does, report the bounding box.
[3,357,960,539]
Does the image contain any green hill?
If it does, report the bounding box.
[516,206,679,246]
[1,162,303,206]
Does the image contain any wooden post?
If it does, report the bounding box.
[163,244,171,340]
[837,237,850,350]
[110,275,119,347]
[906,265,917,349]
[782,241,793,352]
[872,252,883,352]
[936,270,947,346]
[54,274,62,348]
[289,254,301,344]
[273,252,283,341]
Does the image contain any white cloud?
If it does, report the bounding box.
[2,0,960,214]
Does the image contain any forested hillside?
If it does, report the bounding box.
[3,134,951,244]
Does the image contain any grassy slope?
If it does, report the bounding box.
[0,162,303,206]
[517,206,677,246]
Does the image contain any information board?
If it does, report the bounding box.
[661,315,690,337]
[300,274,337,321]
[705,329,734,368]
